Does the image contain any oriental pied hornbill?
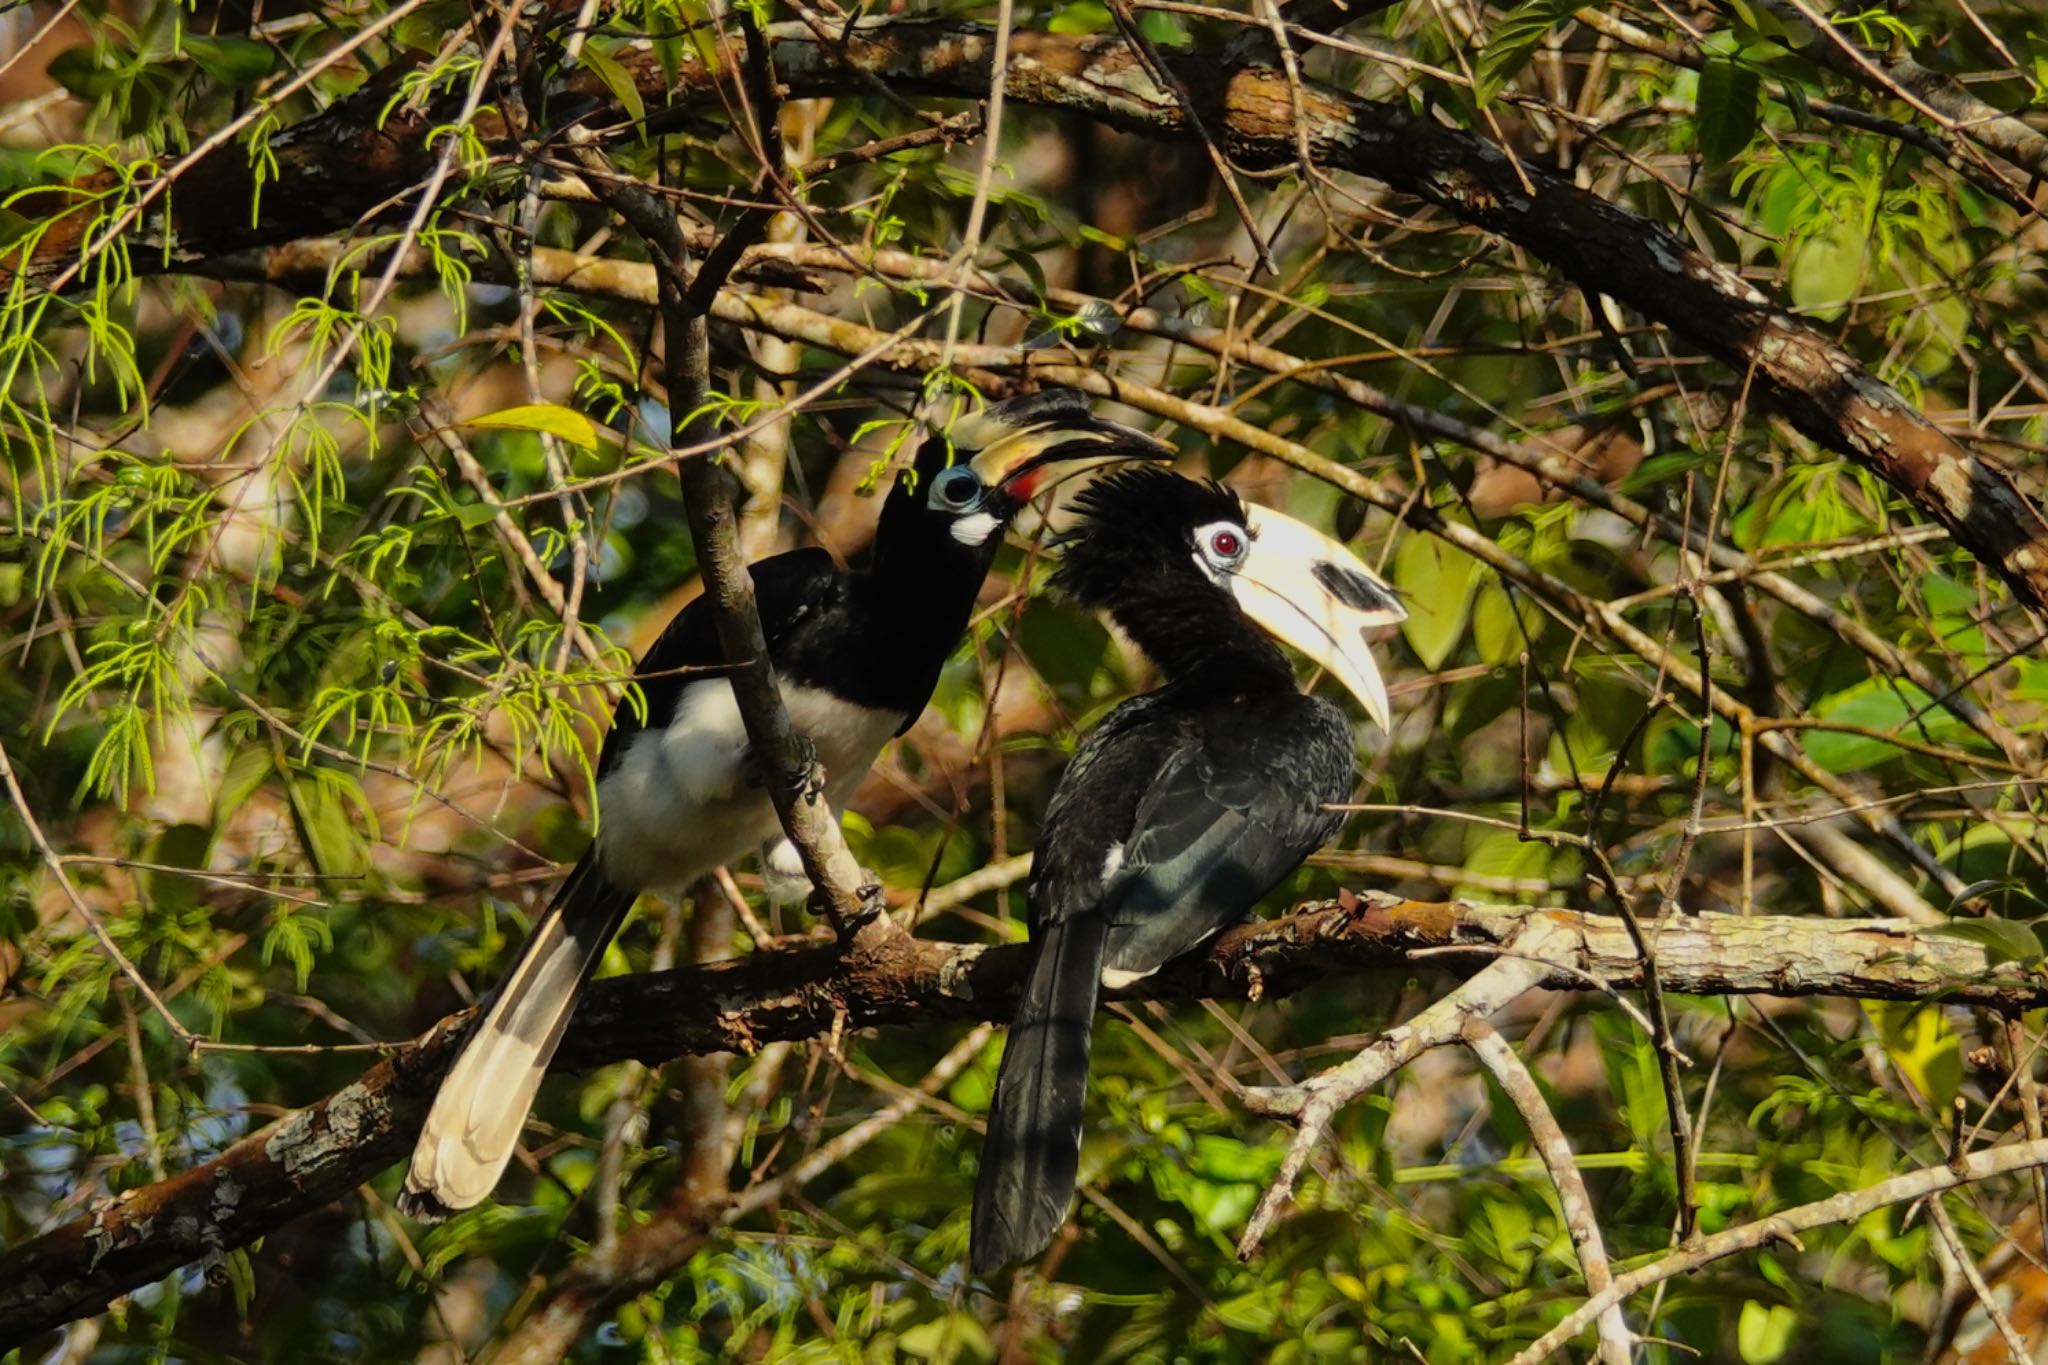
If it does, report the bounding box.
[401,391,1171,1220]
[969,466,1406,1273]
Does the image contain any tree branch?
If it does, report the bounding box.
[1507,1133,2048,1365]
[569,138,884,942]
[1465,1017,1633,1365]
[18,16,2048,614]
[4,896,2044,1348]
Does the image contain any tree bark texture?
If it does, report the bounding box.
[14,17,2048,614]
[1,896,2039,1348]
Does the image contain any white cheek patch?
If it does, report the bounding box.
[950,511,1002,546]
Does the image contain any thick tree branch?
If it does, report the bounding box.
[27,16,2045,616]
[3,897,2044,1349]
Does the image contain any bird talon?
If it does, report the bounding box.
[856,878,888,922]
[779,736,825,804]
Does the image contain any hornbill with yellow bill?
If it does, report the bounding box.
[401,391,1171,1220]
[970,466,1406,1272]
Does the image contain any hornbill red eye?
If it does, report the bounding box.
[1196,521,1249,567]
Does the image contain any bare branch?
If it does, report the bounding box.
[6,896,2046,1347]
[1507,1135,2048,1365]
[1235,916,1567,1256]
[1465,1018,1633,1365]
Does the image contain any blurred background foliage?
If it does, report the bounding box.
[3,0,2048,1359]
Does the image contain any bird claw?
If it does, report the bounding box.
[855,876,888,923]
[745,735,826,804]
[809,873,887,928]
[782,735,826,805]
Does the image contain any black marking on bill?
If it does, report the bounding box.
[1313,561,1405,619]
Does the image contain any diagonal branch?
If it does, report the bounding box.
[1465,1017,1633,1365]
[569,138,885,944]
[23,17,2047,618]
[1507,1134,2048,1365]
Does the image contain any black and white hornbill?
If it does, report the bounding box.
[400,391,1171,1220]
[968,466,1407,1273]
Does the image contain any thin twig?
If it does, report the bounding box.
[1465,1018,1631,1364]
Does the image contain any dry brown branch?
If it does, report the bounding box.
[569,138,885,944]
[1234,916,1568,1256]
[6,896,2044,1348]
[1464,1017,1633,1365]
[1507,1134,2048,1364]
[18,17,2048,618]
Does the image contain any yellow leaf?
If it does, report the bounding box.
[463,403,598,450]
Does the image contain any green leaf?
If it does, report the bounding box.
[1476,0,1575,104]
[184,35,277,86]
[1018,601,1115,693]
[1047,0,1111,33]
[578,44,646,136]
[1472,583,1544,663]
[463,403,598,450]
[1926,917,2043,967]
[1788,224,1863,318]
[897,1313,993,1362]
[145,822,213,913]
[1456,828,1548,901]
[46,46,127,100]
[1737,1301,1797,1364]
[451,501,501,529]
[998,246,1049,304]
[1618,449,1709,494]
[1186,1135,1282,1184]
[1800,678,1962,773]
[1697,56,1762,163]
[1393,533,1481,670]
[214,747,271,823]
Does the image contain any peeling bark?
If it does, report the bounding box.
[0,896,2039,1349]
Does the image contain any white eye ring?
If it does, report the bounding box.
[1195,520,1250,569]
[930,466,983,510]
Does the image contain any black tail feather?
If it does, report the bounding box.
[970,915,1108,1273]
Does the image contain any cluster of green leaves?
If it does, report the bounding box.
[6,0,2048,1360]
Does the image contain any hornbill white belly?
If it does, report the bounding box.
[969,466,1406,1274]
[400,391,1170,1221]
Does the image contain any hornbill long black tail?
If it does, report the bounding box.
[400,392,1171,1221]
[969,467,1406,1273]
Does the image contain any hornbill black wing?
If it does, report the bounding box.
[400,547,842,1220]
[1095,691,1353,975]
[970,689,1354,1272]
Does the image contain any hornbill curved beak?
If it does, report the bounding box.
[1229,506,1407,731]
[962,407,1176,502]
